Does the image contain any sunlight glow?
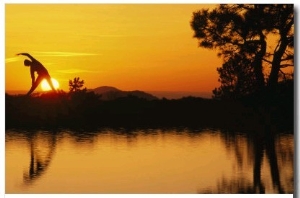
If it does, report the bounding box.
[41,78,60,91]
[5,4,220,94]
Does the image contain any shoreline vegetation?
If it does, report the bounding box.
[5,82,293,134]
[5,89,212,100]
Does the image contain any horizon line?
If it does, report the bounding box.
[5,89,212,99]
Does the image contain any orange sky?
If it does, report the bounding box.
[5,4,221,94]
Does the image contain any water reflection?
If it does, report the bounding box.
[5,128,293,194]
[253,130,282,193]
[199,128,293,194]
[23,131,57,185]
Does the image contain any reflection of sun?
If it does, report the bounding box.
[41,78,60,91]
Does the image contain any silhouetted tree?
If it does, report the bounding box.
[212,54,256,99]
[191,4,294,98]
[69,77,86,93]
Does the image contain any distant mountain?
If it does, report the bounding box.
[92,86,121,94]
[88,86,158,101]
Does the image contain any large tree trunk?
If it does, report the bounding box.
[253,33,266,92]
[268,14,294,90]
[268,39,288,90]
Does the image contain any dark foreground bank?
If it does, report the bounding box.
[5,89,293,133]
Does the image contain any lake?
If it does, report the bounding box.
[5,128,293,194]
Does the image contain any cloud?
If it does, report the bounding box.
[56,69,99,74]
[77,33,130,38]
[5,51,100,63]
[5,57,20,63]
[32,51,100,57]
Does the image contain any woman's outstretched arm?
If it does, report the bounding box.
[16,53,36,62]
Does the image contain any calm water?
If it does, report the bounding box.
[5,128,294,194]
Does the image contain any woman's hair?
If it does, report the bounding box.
[24,59,31,66]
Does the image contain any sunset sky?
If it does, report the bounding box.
[5,4,221,96]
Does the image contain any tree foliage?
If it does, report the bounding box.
[191,4,294,98]
[69,77,86,93]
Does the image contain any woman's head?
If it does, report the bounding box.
[24,59,31,66]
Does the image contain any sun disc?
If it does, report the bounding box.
[41,78,60,91]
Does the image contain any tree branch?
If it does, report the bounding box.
[279,69,287,81]
[262,58,272,64]
[280,64,294,68]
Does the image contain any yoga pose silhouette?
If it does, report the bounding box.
[17,53,56,95]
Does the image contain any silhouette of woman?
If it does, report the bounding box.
[17,53,56,95]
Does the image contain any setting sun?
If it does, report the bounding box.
[41,78,59,91]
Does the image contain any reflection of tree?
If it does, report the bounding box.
[23,132,57,185]
[200,177,254,194]
[250,130,284,193]
[199,128,293,194]
[250,131,292,193]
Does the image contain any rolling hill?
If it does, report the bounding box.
[88,86,158,101]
